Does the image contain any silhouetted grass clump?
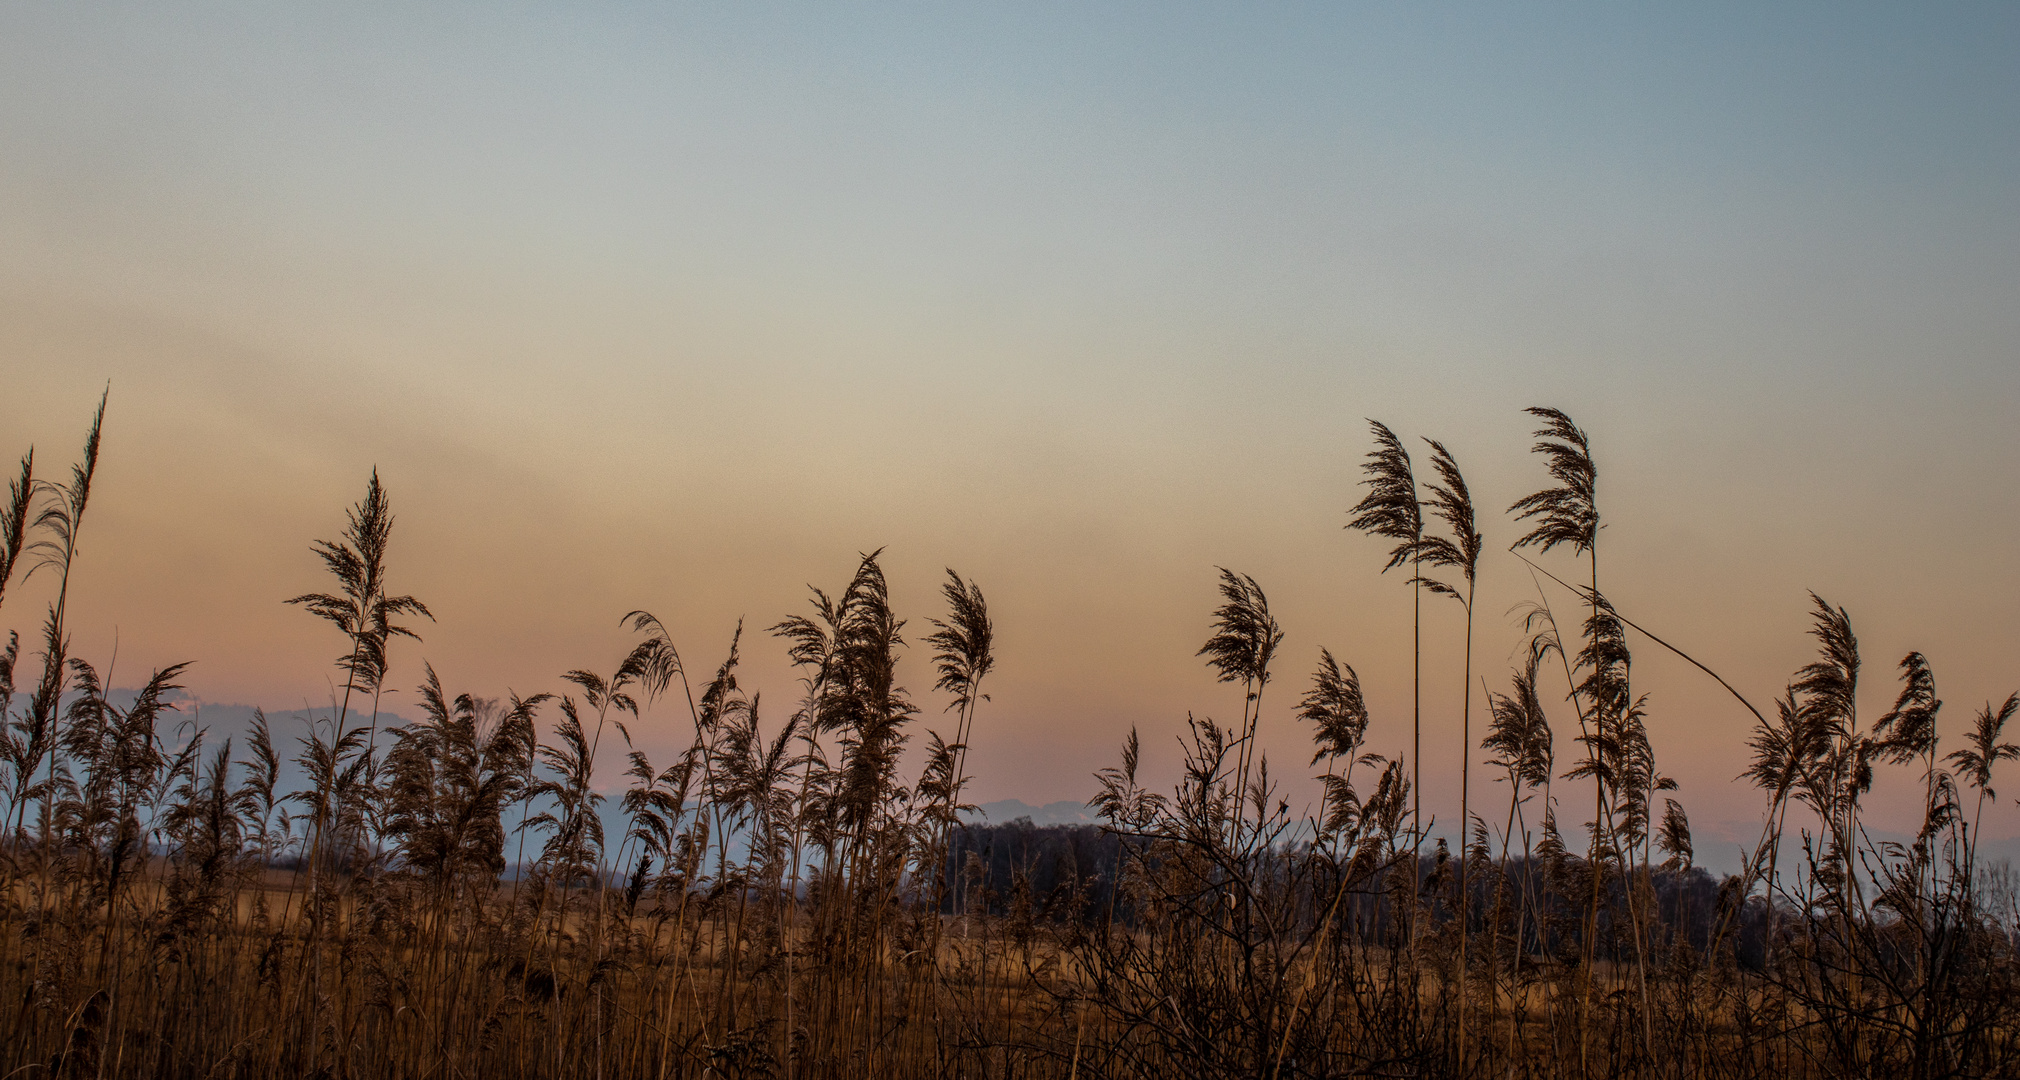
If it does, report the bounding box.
[2,392,2018,1078]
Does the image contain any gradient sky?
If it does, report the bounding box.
[4,3,2018,867]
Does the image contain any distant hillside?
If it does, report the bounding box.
[966,798,1097,826]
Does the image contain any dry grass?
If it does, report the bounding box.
[2,395,2019,1078]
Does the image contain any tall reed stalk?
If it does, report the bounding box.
[1410,437,1481,1063]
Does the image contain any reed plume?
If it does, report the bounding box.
[924,569,992,920]
[1947,692,2019,871]
[0,450,31,616]
[1347,419,1423,829]
[1299,648,1370,842]
[1197,567,1282,844]
[285,469,434,708]
[925,571,993,810]
[1508,406,1596,558]
[1791,593,1865,908]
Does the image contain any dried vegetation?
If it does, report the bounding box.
[2,394,2017,1078]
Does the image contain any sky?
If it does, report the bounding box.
[3,3,2018,869]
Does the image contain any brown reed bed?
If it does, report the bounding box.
[2,392,2018,1078]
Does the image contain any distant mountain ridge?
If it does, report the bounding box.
[966,799,1097,826]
